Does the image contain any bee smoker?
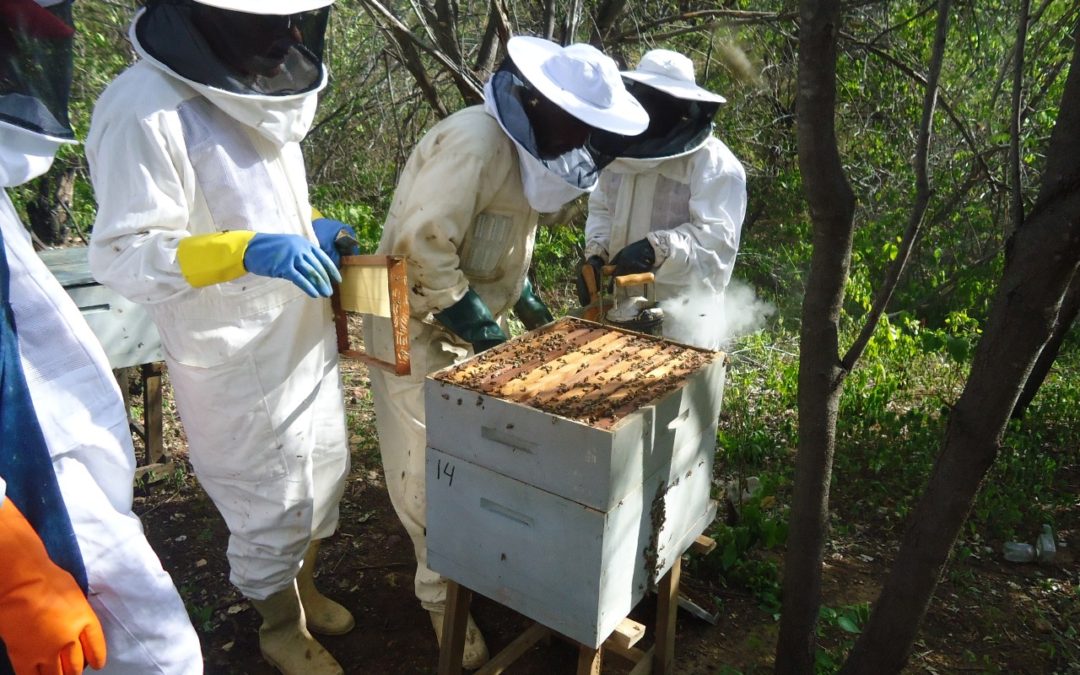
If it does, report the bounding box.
[597,266,664,336]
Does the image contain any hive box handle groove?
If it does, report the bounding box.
[481,426,538,453]
[480,498,534,527]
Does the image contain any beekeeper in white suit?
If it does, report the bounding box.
[364,36,648,669]
[87,1,358,672]
[0,0,201,672]
[579,49,746,350]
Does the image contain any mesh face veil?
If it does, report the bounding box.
[589,80,719,163]
[136,0,330,97]
[0,0,75,140]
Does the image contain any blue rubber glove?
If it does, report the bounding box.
[313,218,360,267]
[610,238,656,276]
[243,233,340,298]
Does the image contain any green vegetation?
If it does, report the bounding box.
[19,0,1078,670]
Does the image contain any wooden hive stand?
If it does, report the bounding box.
[436,534,717,675]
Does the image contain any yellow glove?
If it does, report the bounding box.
[0,497,108,674]
[176,231,257,288]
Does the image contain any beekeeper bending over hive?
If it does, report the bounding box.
[363,36,648,669]
[86,1,360,672]
[0,0,201,672]
[578,49,746,350]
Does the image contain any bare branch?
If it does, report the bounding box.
[1007,0,1031,245]
[384,52,409,168]
[990,0,1059,112]
[842,0,953,371]
[540,0,556,41]
[842,33,1001,191]
[563,0,583,44]
[613,8,791,43]
[475,0,512,75]
[588,0,627,49]
[1022,5,1080,116]
[430,0,464,65]
[867,1,936,46]
[376,20,449,118]
[359,0,483,106]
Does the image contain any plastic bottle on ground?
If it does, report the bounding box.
[1002,541,1036,563]
[1035,524,1057,564]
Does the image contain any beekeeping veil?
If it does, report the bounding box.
[134,0,332,97]
[590,49,725,164]
[0,0,76,187]
[482,36,648,213]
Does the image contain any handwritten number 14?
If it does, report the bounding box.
[436,459,455,487]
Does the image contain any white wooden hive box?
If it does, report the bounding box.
[424,317,725,648]
[40,246,162,370]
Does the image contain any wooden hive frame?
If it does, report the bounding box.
[331,254,411,375]
[433,317,719,429]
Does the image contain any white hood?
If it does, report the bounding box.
[0,119,77,187]
[482,78,596,214]
[129,8,324,147]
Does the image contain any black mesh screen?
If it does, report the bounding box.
[0,0,74,139]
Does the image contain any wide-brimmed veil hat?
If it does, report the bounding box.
[189,0,333,12]
[622,49,726,104]
[507,36,648,136]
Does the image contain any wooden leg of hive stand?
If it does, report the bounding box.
[142,362,163,465]
[437,581,471,675]
[653,556,681,675]
[576,644,602,675]
[475,623,551,675]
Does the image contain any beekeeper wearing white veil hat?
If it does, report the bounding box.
[86,0,358,672]
[0,0,201,672]
[580,49,747,350]
[363,35,648,669]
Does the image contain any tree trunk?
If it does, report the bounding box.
[1012,269,1080,417]
[840,27,1080,674]
[775,0,855,671]
[589,0,627,49]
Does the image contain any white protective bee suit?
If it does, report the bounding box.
[364,37,648,612]
[1,191,204,674]
[0,0,201,670]
[87,3,349,602]
[584,50,747,350]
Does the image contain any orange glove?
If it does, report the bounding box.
[0,497,106,674]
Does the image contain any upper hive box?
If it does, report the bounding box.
[424,317,726,647]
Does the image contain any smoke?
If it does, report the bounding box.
[658,279,775,350]
[720,279,776,344]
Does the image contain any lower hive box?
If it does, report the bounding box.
[424,317,726,648]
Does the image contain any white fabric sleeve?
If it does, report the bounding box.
[0,476,6,501]
[649,144,746,291]
[583,174,614,262]
[391,139,512,317]
[87,112,195,306]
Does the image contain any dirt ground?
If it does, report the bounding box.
[131,359,1079,674]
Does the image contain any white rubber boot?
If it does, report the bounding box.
[429,609,490,670]
[249,582,343,675]
[297,540,355,635]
